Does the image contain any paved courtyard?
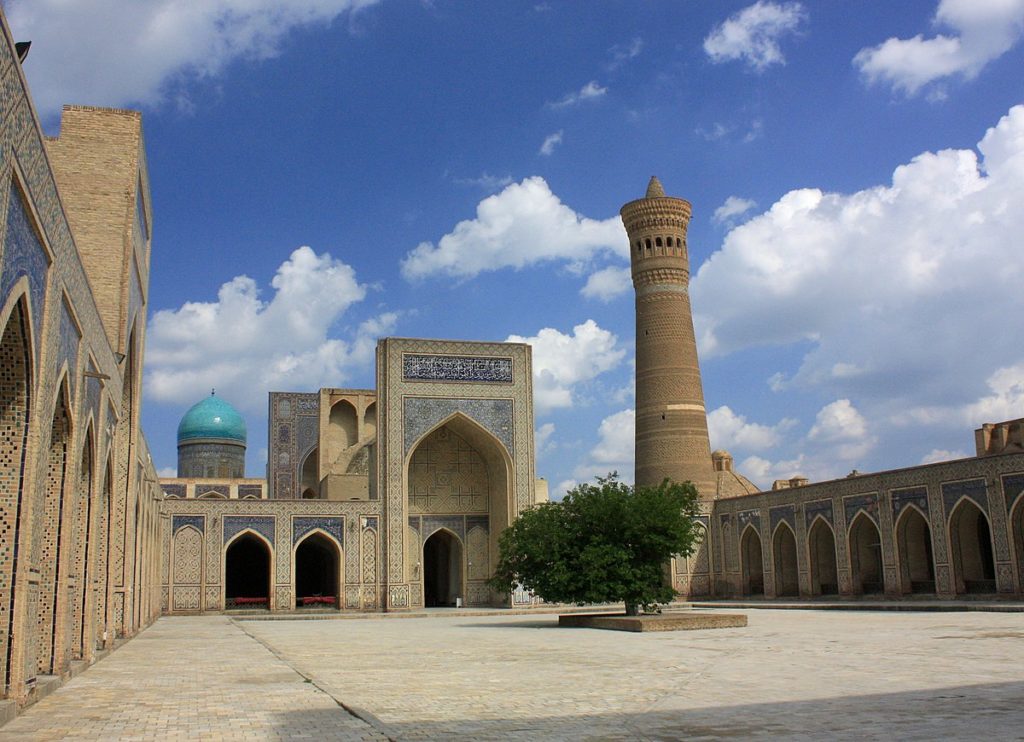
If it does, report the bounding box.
[1,608,1023,740]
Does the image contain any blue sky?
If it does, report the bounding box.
[10,0,1024,493]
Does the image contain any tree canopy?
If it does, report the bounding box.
[489,474,702,615]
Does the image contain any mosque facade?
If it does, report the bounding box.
[2,3,1024,720]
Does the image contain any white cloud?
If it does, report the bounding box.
[580,266,631,302]
[145,246,394,411]
[454,172,513,191]
[704,1,806,71]
[400,177,626,281]
[896,362,1024,429]
[571,409,635,484]
[807,399,876,460]
[607,37,643,70]
[707,405,795,452]
[692,105,1024,438]
[713,196,757,224]
[854,0,1024,95]
[7,0,378,120]
[547,80,608,109]
[739,453,806,489]
[535,422,556,455]
[506,320,625,412]
[921,448,969,464]
[539,130,564,156]
[157,466,177,479]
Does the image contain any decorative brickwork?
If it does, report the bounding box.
[403,397,514,457]
[402,354,513,383]
[1,179,49,364]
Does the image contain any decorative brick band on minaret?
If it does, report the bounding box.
[622,177,716,497]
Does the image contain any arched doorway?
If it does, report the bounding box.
[39,382,72,674]
[225,533,271,609]
[0,300,32,691]
[294,533,340,609]
[773,524,799,597]
[300,447,319,499]
[896,507,934,594]
[949,499,996,594]
[740,527,764,596]
[1012,497,1024,595]
[807,518,838,596]
[423,530,463,607]
[849,513,883,595]
[74,430,95,659]
[406,414,512,608]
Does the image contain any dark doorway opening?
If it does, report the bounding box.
[423,530,462,607]
[740,527,764,596]
[808,519,839,596]
[295,533,338,608]
[225,534,270,609]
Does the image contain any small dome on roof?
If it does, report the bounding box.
[176,392,246,445]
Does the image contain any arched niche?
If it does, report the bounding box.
[38,378,73,675]
[807,517,838,596]
[329,400,358,452]
[849,512,883,595]
[673,523,711,597]
[405,413,513,606]
[363,402,377,438]
[772,523,799,597]
[294,531,341,609]
[895,506,934,594]
[0,298,32,690]
[949,498,996,594]
[740,526,764,596]
[300,447,319,498]
[422,529,464,607]
[72,427,96,658]
[224,532,272,609]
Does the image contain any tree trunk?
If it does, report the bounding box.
[625,602,639,616]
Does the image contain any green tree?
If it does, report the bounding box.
[489,474,701,615]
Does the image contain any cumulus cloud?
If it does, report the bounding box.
[535,422,556,455]
[506,320,625,412]
[539,130,564,156]
[571,409,635,484]
[713,196,757,224]
[400,177,626,281]
[807,399,876,461]
[704,1,806,71]
[707,405,796,452]
[693,105,1024,435]
[580,266,631,302]
[854,0,1024,95]
[7,0,378,120]
[145,246,393,410]
[547,80,608,109]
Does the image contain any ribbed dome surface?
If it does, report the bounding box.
[176,394,247,444]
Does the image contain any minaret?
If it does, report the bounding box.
[622,177,716,498]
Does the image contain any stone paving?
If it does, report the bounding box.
[2,608,1024,740]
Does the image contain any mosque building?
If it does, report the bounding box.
[1,4,1023,718]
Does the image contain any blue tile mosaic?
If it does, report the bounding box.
[197,485,229,497]
[770,505,796,533]
[57,300,80,399]
[844,493,879,525]
[403,397,514,456]
[172,514,204,534]
[293,516,343,546]
[238,484,263,499]
[737,509,760,534]
[421,515,465,542]
[162,484,186,498]
[941,478,988,516]
[1,180,49,364]
[364,516,379,531]
[1001,474,1024,512]
[891,487,929,521]
[466,515,489,531]
[804,499,833,529]
[224,515,275,544]
[403,354,513,383]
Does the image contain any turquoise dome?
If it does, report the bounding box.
[176,394,247,444]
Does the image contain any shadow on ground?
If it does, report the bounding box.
[269,679,1024,741]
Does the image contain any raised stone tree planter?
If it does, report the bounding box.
[558,612,747,632]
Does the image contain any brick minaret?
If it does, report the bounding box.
[622,177,716,497]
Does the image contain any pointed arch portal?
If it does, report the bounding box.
[773,524,799,597]
[896,507,934,594]
[949,499,996,594]
[849,513,883,595]
[225,533,271,609]
[423,530,463,607]
[807,519,838,596]
[295,533,339,608]
[740,527,764,596]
